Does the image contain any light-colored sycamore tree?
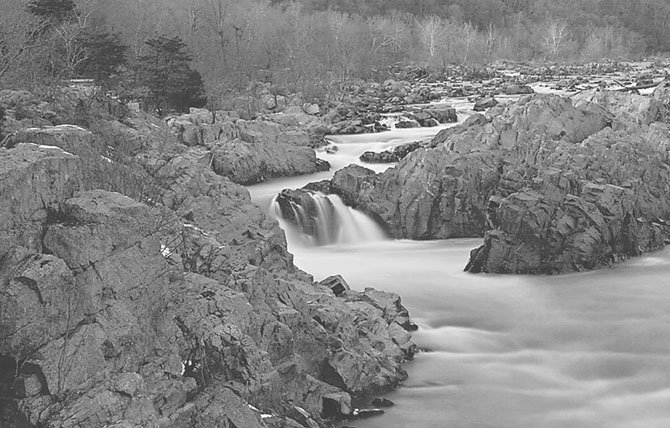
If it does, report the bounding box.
[543,20,568,59]
[418,15,443,58]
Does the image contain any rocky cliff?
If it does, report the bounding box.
[0,91,416,427]
[315,88,670,273]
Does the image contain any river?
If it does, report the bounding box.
[247,103,670,428]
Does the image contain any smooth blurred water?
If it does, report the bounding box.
[290,239,670,428]
[270,193,386,246]
[247,106,670,428]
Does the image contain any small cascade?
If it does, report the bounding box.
[272,189,386,247]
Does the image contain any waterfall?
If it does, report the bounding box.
[271,190,386,247]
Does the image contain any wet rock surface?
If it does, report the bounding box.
[359,141,422,164]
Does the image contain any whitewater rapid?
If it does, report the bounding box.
[247,104,670,428]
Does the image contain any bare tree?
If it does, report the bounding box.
[202,0,231,57]
[543,20,568,59]
[0,3,46,81]
[52,0,94,78]
[485,22,496,59]
[418,15,443,58]
[461,21,476,63]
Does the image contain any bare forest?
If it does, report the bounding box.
[1,0,669,111]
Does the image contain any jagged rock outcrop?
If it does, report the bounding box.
[466,123,670,273]
[329,95,609,240]
[0,108,415,427]
[572,88,663,127]
[323,92,670,273]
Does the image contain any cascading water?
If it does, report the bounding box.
[271,190,386,246]
[245,100,670,428]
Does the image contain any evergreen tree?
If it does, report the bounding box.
[77,31,127,85]
[138,35,206,114]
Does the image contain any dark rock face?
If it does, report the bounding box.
[503,84,534,95]
[359,150,399,163]
[421,108,457,123]
[325,106,388,135]
[0,105,415,427]
[328,92,670,272]
[359,141,422,164]
[473,97,498,112]
[395,120,418,129]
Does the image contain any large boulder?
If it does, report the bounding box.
[422,107,457,123]
[211,139,329,185]
[503,84,534,95]
[0,143,80,259]
[359,141,422,164]
[473,97,498,112]
[0,250,83,361]
[237,119,281,144]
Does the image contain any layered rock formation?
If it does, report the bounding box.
[165,114,330,185]
[312,89,670,273]
[0,95,416,427]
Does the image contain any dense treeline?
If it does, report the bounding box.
[1,0,668,112]
[298,0,670,53]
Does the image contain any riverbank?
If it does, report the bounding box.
[0,88,416,428]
